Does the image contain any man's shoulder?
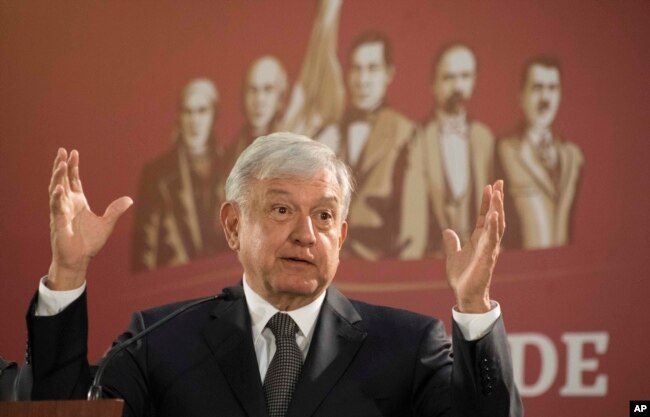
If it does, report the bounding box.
[348,298,441,331]
[139,146,182,182]
[377,106,414,127]
[137,295,219,327]
[468,119,495,140]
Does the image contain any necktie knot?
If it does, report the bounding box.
[267,313,298,338]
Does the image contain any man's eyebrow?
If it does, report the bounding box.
[263,189,340,206]
[317,195,340,206]
[265,188,292,197]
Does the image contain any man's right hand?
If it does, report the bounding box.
[47,148,132,290]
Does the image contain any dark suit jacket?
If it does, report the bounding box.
[27,286,521,417]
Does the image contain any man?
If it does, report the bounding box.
[131,78,230,272]
[498,57,583,249]
[229,0,344,165]
[401,44,495,259]
[230,56,289,162]
[27,133,521,416]
[319,32,417,261]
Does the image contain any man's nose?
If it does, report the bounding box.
[292,215,316,247]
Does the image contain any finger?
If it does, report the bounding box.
[442,228,461,258]
[493,189,505,239]
[49,184,66,216]
[101,196,134,228]
[49,161,68,195]
[494,180,506,238]
[475,184,492,230]
[68,150,83,193]
[484,211,500,257]
[52,148,67,175]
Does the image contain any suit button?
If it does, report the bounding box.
[482,384,493,395]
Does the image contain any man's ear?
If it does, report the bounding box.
[220,202,241,251]
[338,220,348,249]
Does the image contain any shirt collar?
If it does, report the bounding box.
[243,275,326,343]
[438,110,468,136]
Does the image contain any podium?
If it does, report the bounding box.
[0,399,123,417]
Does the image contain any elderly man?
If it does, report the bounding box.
[131,78,230,272]
[229,0,344,166]
[27,133,521,416]
[498,57,583,249]
[400,44,495,259]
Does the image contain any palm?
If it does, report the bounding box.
[49,149,132,276]
[443,181,505,312]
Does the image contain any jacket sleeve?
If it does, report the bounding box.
[450,317,523,417]
[27,290,92,400]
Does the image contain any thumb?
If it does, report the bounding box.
[102,196,133,226]
[442,229,461,258]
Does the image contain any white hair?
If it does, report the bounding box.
[225,132,354,219]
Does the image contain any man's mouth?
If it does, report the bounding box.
[282,257,314,265]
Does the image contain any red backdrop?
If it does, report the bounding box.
[1,1,649,415]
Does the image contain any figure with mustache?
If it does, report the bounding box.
[497,56,584,249]
[400,44,495,258]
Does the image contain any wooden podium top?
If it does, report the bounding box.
[0,399,124,417]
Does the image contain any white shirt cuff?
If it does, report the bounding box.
[35,276,86,317]
[452,301,501,341]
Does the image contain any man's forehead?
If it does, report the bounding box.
[183,91,213,108]
[257,172,342,199]
[439,48,476,74]
[528,65,560,85]
[352,42,386,65]
[249,65,281,86]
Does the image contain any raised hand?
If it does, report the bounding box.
[47,148,132,290]
[442,180,506,313]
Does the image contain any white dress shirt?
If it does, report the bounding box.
[243,276,325,381]
[439,111,471,201]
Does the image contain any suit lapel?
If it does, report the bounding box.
[356,109,399,176]
[202,298,267,417]
[518,139,556,199]
[422,121,448,229]
[468,122,490,213]
[288,287,367,417]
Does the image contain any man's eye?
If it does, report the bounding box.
[319,212,333,221]
[275,207,288,214]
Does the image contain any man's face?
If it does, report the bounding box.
[230,169,347,309]
[179,91,214,155]
[433,47,476,115]
[348,42,394,112]
[245,60,284,135]
[521,64,561,130]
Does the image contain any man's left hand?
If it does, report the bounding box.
[443,180,505,313]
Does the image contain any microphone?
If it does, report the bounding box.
[87,285,244,400]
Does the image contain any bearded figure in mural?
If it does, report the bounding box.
[400,44,496,259]
[498,57,584,249]
[130,79,230,272]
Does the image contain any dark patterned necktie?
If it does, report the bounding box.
[263,313,303,417]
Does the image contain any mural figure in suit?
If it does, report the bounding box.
[498,57,584,249]
[130,79,230,272]
[228,0,344,167]
[319,32,417,261]
[401,44,495,259]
